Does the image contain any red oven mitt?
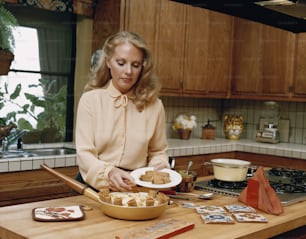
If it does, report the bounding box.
[238,166,284,215]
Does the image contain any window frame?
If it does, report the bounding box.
[6,5,76,142]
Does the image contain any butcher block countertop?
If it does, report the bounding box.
[0,182,305,239]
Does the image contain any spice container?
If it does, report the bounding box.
[201,120,216,140]
[176,170,197,192]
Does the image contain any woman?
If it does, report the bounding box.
[75,31,170,192]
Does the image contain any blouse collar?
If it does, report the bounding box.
[107,80,136,108]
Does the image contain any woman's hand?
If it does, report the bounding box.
[108,167,136,192]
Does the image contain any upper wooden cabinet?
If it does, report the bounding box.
[231,17,296,100]
[155,0,186,94]
[157,4,233,97]
[183,7,233,97]
[292,33,306,99]
[231,19,261,95]
[122,0,158,51]
[92,0,306,101]
[261,26,295,96]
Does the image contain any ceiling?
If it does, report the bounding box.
[171,0,306,33]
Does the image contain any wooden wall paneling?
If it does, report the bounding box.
[92,0,121,52]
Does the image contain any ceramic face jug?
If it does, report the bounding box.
[223,115,244,140]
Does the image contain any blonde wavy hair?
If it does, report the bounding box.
[84,31,161,112]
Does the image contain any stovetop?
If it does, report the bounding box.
[195,168,306,206]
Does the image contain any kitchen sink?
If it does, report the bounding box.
[0,150,37,159]
[0,147,76,159]
[26,147,76,156]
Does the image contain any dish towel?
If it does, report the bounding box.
[238,166,284,215]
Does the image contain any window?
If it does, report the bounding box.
[0,6,75,143]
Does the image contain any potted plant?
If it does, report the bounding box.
[0,0,18,75]
[172,114,197,140]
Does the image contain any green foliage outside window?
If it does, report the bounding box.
[0,78,67,142]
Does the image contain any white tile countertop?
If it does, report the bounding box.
[167,138,306,159]
[0,143,76,173]
[0,139,305,173]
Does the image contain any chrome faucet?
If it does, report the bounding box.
[1,129,29,153]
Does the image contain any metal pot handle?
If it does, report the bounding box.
[247,165,258,177]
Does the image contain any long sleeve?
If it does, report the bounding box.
[75,89,114,189]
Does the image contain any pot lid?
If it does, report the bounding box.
[211,158,251,167]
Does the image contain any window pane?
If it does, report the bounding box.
[0,72,43,128]
[11,27,40,72]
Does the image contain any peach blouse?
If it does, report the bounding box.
[75,80,169,190]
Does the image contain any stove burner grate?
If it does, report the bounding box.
[270,182,306,193]
[207,178,306,193]
[269,168,306,178]
[208,179,247,189]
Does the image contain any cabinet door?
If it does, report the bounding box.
[123,0,158,51]
[205,12,232,96]
[231,18,261,96]
[156,0,186,94]
[232,18,295,99]
[293,33,306,98]
[261,25,295,97]
[184,7,232,97]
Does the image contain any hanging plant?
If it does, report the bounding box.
[0,1,18,52]
[0,0,18,75]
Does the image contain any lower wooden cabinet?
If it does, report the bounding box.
[235,152,306,171]
[0,167,79,207]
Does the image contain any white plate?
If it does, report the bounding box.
[130,167,182,189]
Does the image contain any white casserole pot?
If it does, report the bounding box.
[210,158,251,182]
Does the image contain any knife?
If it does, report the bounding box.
[161,190,215,200]
[160,190,194,200]
[167,194,192,200]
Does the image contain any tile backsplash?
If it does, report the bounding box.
[162,96,306,145]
